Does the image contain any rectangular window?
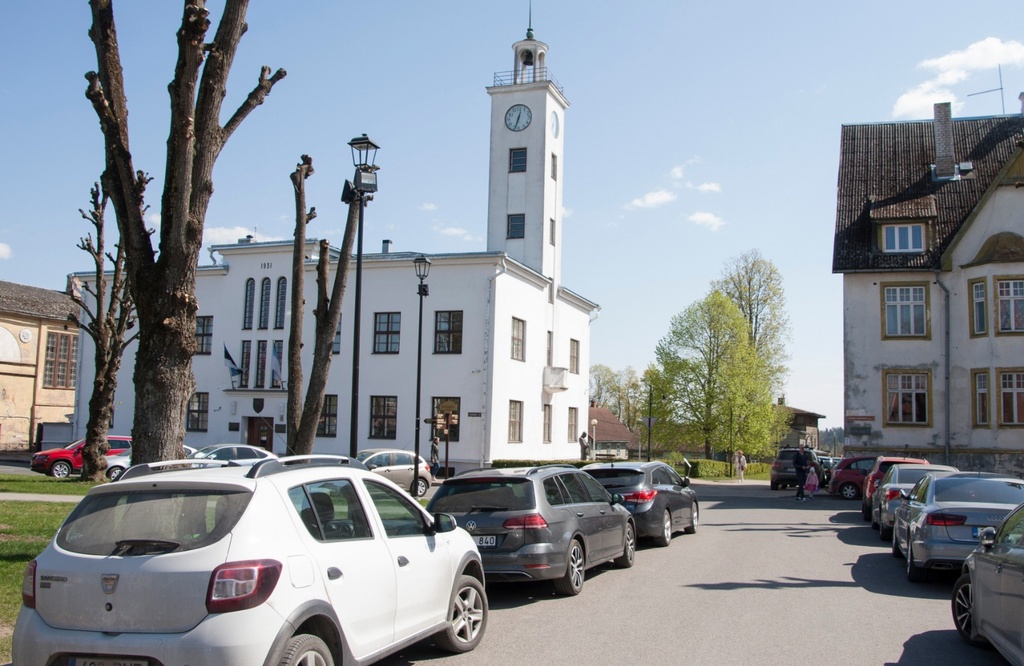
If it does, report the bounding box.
[43,332,78,389]
[431,397,461,442]
[569,339,580,374]
[509,148,527,173]
[551,153,557,180]
[970,279,988,337]
[507,214,525,239]
[370,396,398,439]
[255,340,267,388]
[332,317,342,355]
[973,370,989,427]
[434,311,463,354]
[549,218,556,246]
[568,406,578,443]
[195,316,213,355]
[186,392,209,432]
[508,400,523,442]
[317,395,338,437]
[999,370,1024,425]
[997,278,1024,333]
[543,404,552,443]
[511,317,526,361]
[373,312,401,353]
[239,340,251,388]
[546,330,553,366]
[271,340,283,389]
[885,371,929,426]
[883,284,928,337]
[883,223,924,253]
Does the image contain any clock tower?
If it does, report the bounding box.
[486,26,569,285]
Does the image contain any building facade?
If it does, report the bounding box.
[0,280,78,451]
[832,101,1024,473]
[72,27,598,472]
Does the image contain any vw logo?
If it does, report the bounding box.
[101,574,119,594]
[466,520,477,532]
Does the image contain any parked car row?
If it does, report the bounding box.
[30,436,132,478]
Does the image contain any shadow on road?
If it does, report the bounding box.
[885,629,1006,665]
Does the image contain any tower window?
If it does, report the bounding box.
[509,148,527,173]
[507,214,525,239]
[551,153,557,180]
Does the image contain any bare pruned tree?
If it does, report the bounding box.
[70,182,139,482]
[84,1,285,463]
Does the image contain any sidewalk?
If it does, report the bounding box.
[1,492,82,503]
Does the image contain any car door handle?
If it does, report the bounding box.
[397,556,410,567]
[327,567,342,580]
[576,512,584,517]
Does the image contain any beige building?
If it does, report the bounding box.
[0,281,78,451]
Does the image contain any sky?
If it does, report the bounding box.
[2,2,1024,432]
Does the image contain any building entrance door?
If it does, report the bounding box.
[247,417,275,452]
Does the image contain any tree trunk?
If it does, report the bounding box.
[286,156,314,455]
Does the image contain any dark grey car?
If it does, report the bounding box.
[582,461,698,547]
[425,465,636,596]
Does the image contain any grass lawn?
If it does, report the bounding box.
[0,474,99,496]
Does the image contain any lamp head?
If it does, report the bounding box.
[414,255,431,280]
[348,134,380,169]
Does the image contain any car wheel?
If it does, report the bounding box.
[614,522,636,568]
[839,483,859,500]
[879,523,892,542]
[891,526,904,559]
[415,477,430,498]
[861,502,871,521]
[906,539,928,582]
[553,539,585,596]
[770,481,779,491]
[278,634,333,666]
[951,573,990,647]
[107,466,125,481]
[684,503,699,534]
[50,460,72,479]
[434,575,487,653]
[654,510,672,547]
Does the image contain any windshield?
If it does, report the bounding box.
[934,478,1024,504]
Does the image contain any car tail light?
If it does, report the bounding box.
[624,490,658,503]
[206,559,282,613]
[22,560,36,609]
[926,513,966,527]
[885,489,901,501]
[771,461,781,469]
[503,514,548,529]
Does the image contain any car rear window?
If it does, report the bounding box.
[586,469,645,488]
[56,489,251,556]
[429,478,535,512]
[934,478,1024,504]
[897,469,933,486]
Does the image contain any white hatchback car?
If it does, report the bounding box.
[14,455,488,665]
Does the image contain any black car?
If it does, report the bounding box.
[769,447,821,491]
[582,461,698,547]
[426,464,636,596]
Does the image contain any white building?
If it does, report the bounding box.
[832,101,1024,473]
[72,27,598,471]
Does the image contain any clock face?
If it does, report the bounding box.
[550,111,560,138]
[505,104,532,131]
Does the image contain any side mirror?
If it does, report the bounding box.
[611,493,625,505]
[432,513,458,534]
[366,464,379,471]
[681,478,691,488]
[979,526,996,549]
[899,489,910,500]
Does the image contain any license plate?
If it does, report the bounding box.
[475,535,496,548]
[70,658,147,666]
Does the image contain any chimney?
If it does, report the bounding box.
[1019,92,1024,114]
[933,102,955,179]
[382,239,392,254]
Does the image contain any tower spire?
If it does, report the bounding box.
[526,0,534,39]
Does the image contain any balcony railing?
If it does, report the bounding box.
[493,68,564,94]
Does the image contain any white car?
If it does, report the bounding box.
[104,445,197,480]
[14,455,488,665]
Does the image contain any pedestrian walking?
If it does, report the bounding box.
[734,450,747,482]
[429,436,440,477]
[792,444,810,501]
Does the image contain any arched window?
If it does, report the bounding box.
[242,278,255,329]
[258,278,271,329]
[275,277,287,329]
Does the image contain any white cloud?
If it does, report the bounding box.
[893,38,1024,118]
[0,242,11,259]
[670,166,685,181]
[688,182,721,193]
[433,224,482,242]
[561,206,573,218]
[625,189,677,210]
[203,226,283,246]
[688,211,726,231]
[419,203,438,211]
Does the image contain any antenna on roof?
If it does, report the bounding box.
[967,64,1005,114]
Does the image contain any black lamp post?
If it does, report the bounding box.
[344,134,380,459]
[412,255,431,497]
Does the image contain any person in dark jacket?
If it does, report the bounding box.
[792,445,809,501]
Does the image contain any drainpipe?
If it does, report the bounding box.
[934,271,951,464]
[481,258,508,468]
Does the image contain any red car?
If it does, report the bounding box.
[30,437,132,478]
[826,455,877,499]
[860,455,928,520]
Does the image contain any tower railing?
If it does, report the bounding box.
[492,68,563,93]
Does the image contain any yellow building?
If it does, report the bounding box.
[0,280,78,451]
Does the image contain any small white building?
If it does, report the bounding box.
[832,101,1024,473]
[72,27,598,472]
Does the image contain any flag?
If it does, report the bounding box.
[270,345,283,387]
[223,344,242,377]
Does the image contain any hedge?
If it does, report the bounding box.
[489,457,770,479]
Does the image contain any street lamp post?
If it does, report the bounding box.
[590,418,598,459]
[344,134,380,459]
[412,255,431,497]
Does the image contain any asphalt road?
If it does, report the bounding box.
[377,479,1008,666]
